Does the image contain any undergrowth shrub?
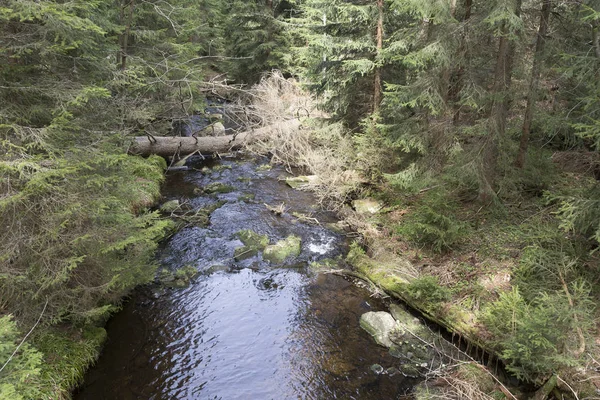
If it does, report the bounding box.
[0,152,173,325]
[396,190,469,253]
[0,316,43,400]
[404,276,451,305]
[482,285,595,382]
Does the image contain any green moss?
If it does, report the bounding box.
[233,230,269,261]
[158,265,199,288]
[236,230,269,248]
[256,164,272,171]
[238,193,255,202]
[263,235,301,264]
[203,182,235,194]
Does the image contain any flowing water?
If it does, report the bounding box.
[75,157,421,400]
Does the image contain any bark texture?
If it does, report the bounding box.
[129,119,300,157]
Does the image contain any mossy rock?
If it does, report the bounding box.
[263,235,301,264]
[238,193,255,202]
[237,230,269,248]
[309,258,339,272]
[203,182,235,194]
[158,265,199,288]
[285,175,317,189]
[234,246,259,261]
[256,164,272,171]
[234,230,269,261]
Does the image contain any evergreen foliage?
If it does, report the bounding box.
[224,0,294,84]
[0,316,43,400]
[483,285,595,382]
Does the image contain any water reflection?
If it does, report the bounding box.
[77,269,415,399]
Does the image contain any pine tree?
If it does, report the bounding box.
[294,0,386,125]
[224,0,294,84]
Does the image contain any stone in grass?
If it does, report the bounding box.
[285,175,318,189]
[233,230,269,261]
[263,235,302,264]
[359,311,398,348]
[352,198,382,214]
[203,182,235,194]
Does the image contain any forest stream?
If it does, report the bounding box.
[74,156,437,400]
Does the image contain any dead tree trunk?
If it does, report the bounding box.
[128,119,301,157]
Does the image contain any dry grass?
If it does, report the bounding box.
[239,71,366,209]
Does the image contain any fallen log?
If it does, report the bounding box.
[128,119,300,157]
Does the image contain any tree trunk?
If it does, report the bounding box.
[479,0,522,203]
[373,0,384,112]
[129,119,301,157]
[120,0,135,70]
[450,0,473,125]
[516,0,552,169]
[593,19,600,60]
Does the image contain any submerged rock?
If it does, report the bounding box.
[205,264,230,274]
[263,235,301,264]
[203,182,235,194]
[370,364,384,375]
[233,230,269,261]
[352,198,382,214]
[157,265,199,288]
[359,311,397,348]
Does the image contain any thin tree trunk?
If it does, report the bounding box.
[121,0,135,71]
[593,20,600,60]
[117,0,124,65]
[373,0,384,112]
[450,0,473,125]
[442,0,458,104]
[479,0,522,203]
[516,0,552,169]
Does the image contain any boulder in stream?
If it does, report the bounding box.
[359,311,397,348]
[263,235,301,264]
[233,230,270,261]
[203,182,235,194]
[362,304,451,378]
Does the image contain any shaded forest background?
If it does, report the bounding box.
[1,0,600,398]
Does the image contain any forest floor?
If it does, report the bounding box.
[338,151,600,399]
